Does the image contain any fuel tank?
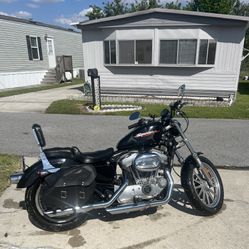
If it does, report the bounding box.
[117,122,163,150]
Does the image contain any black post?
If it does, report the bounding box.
[87,68,101,110]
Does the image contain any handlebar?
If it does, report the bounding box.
[128,122,140,129]
[128,118,145,129]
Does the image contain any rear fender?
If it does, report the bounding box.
[17,158,82,188]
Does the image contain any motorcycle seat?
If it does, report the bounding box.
[44,147,114,164]
[72,147,114,164]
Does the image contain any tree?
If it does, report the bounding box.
[165,1,182,10]
[130,0,161,12]
[103,0,129,17]
[85,5,104,20]
[185,0,237,14]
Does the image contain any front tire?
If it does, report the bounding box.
[25,180,88,232]
[181,156,224,215]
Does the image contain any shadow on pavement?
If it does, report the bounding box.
[169,184,204,216]
[18,184,204,225]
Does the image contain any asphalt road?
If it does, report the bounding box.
[0,112,248,167]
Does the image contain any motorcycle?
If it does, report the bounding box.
[10,84,224,232]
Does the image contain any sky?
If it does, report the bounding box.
[0,0,191,27]
[0,0,248,28]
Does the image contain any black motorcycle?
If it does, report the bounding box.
[11,85,224,232]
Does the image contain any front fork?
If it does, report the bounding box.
[173,122,213,187]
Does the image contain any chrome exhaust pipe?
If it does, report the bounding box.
[106,170,174,215]
[10,172,23,184]
[44,178,129,217]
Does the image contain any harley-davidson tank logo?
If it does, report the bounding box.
[135,130,160,138]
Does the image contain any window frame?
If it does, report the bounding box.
[118,40,153,65]
[198,39,217,65]
[29,36,40,61]
[159,39,198,66]
[104,39,153,66]
[103,37,216,68]
[103,40,116,65]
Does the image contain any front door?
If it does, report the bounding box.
[46,38,56,68]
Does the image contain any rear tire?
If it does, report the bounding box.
[181,156,224,215]
[25,180,88,232]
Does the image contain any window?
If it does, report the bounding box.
[119,41,134,64]
[30,36,40,60]
[26,35,43,61]
[160,39,197,65]
[198,39,217,65]
[160,40,177,64]
[136,40,152,64]
[104,40,116,64]
[118,40,152,64]
[178,40,197,64]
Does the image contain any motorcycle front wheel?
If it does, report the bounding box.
[181,156,224,215]
[25,180,88,232]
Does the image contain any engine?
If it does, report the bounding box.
[117,150,168,204]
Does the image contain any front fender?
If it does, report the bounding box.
[180,152,203,189]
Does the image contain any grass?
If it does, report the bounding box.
[0,78,83,98]
[0,154,21,195]
[46,81,249,119]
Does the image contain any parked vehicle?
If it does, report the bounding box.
[11,85,224,232]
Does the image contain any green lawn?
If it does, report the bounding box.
[0,78,83,98]
[0,154,21,195]
[46,81,249,119]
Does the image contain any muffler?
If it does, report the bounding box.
[10,172,23,184]
[106,169,174,215]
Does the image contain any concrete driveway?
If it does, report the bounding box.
[0,167,248,249]
[0,85,83,113]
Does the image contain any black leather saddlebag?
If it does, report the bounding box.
[40,165,96,210]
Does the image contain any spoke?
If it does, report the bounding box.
[202,190,207,204]
[194,173,203,182]
[194,178,201,184]
[207,191,214,203]
[208,188,215,195]
[195,185,202,189]
[205,192,211,205]
[198,188,204,199]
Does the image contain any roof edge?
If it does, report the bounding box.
[0,14,80,33]
[78,8,249,27]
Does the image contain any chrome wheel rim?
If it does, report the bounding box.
[192,162,221,208]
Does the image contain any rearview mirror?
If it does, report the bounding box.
[129,111,140,121]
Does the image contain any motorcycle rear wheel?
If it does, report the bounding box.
[181,156,224,215]
[25,180,88,232]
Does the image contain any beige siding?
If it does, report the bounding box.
[0,19,84,72]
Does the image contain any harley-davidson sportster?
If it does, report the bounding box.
[11,85,224,232]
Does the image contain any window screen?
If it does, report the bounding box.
[178,40,197,64]
[30,36,39,60]
[104,41,110,64]
[207,40,216,64]
[198,40,208,64]
[119,41,134,64]
[160,40,177,64]
[104,40,116,64]
[136,40,152,64]
[110,40,116,64]
[198,39,216,65]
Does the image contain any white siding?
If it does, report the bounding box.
[82,25,245,94]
